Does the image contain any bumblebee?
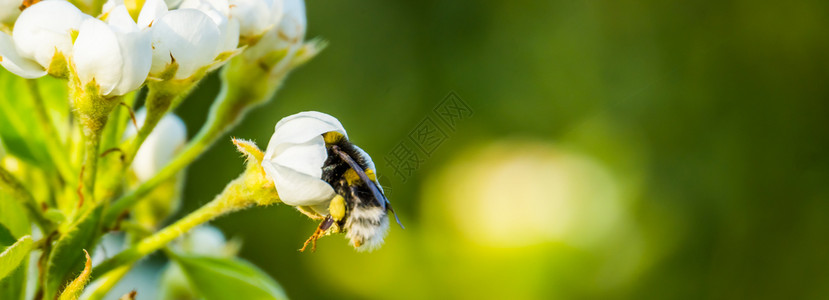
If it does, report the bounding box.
[299,132,403,252]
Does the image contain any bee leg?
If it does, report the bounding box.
[296,206,326,220]
[299,216,335,252]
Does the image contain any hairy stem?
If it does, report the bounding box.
[80,126,102,207]
[84,264,132,300]
[94,173,257,276]
[103,80,256,226]
[121,87,177,167]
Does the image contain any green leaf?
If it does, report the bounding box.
[0,196,30,300]
[0,224,15,247]
[57,250,91,300]
[0,235,33,281]
[0,261,26,300]
[0,69,69,167]
[172,254,288,300]
[0,177,31,239]
[44,205,102,299]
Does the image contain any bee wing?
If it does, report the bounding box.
[385,200,405,229]
[331,145,404,229]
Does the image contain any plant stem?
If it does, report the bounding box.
[103,80,256,226]
[27,79,75,185]
[81,126,102,206]
[94,173,257,276]
[122,88,175,166]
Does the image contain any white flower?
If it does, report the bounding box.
[228,0,282,39]
[0,31,46,78]
[73,5,152,96]
[241,0,305,67]
[0,1,90,78]
[261,111,347,214]
[179,0,240,55]
[138,0,223,79]
[0,0,22,26]
[126,107,187,182]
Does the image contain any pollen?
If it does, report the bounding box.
[344,168,361,185]
[329,195,346,221]
[323,131,344,144]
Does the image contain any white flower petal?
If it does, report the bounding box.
[180,0,239,52]
[101,0,124,15]
[106,4,138,31]
[137,0,168,28]
[265,111,347,149]
[272,136,327,179]
[130,108,187,181]
[73,18,124,95]
[12,1,90,68]
[110,30,152,95]
[261,111,350,208]
[0,32,46,78]
[278,0,304,42]
[220,18,240,52]
[101,5,152,95]
[0,0,22,25]
[262,158,336,207]
[229,0,273,37]
[150,9,220,79]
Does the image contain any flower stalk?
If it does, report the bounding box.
[102,58,287,225]
[95,141,278,276]
[72,82,119,206]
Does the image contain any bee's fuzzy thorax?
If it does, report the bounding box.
[345,205,390,252]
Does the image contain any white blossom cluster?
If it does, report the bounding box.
[0,0,305,96]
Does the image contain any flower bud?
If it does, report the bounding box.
[179,0,240,55]
[73,5,152,96]
[228,0,282,39]
[13,1,89,69]
[125,108,187,228]
[138,0,225,80]
[0,1,90,78]
[241,0,304,65]
[127,108,187,182]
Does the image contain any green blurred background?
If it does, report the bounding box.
[173,0,829,299]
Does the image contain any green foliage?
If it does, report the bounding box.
[0,235,33,281]
[44,206,102,299]
[171,254,288,300]
[0,195,29,300]
[0,70,67,168]
[0,194,30,239]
